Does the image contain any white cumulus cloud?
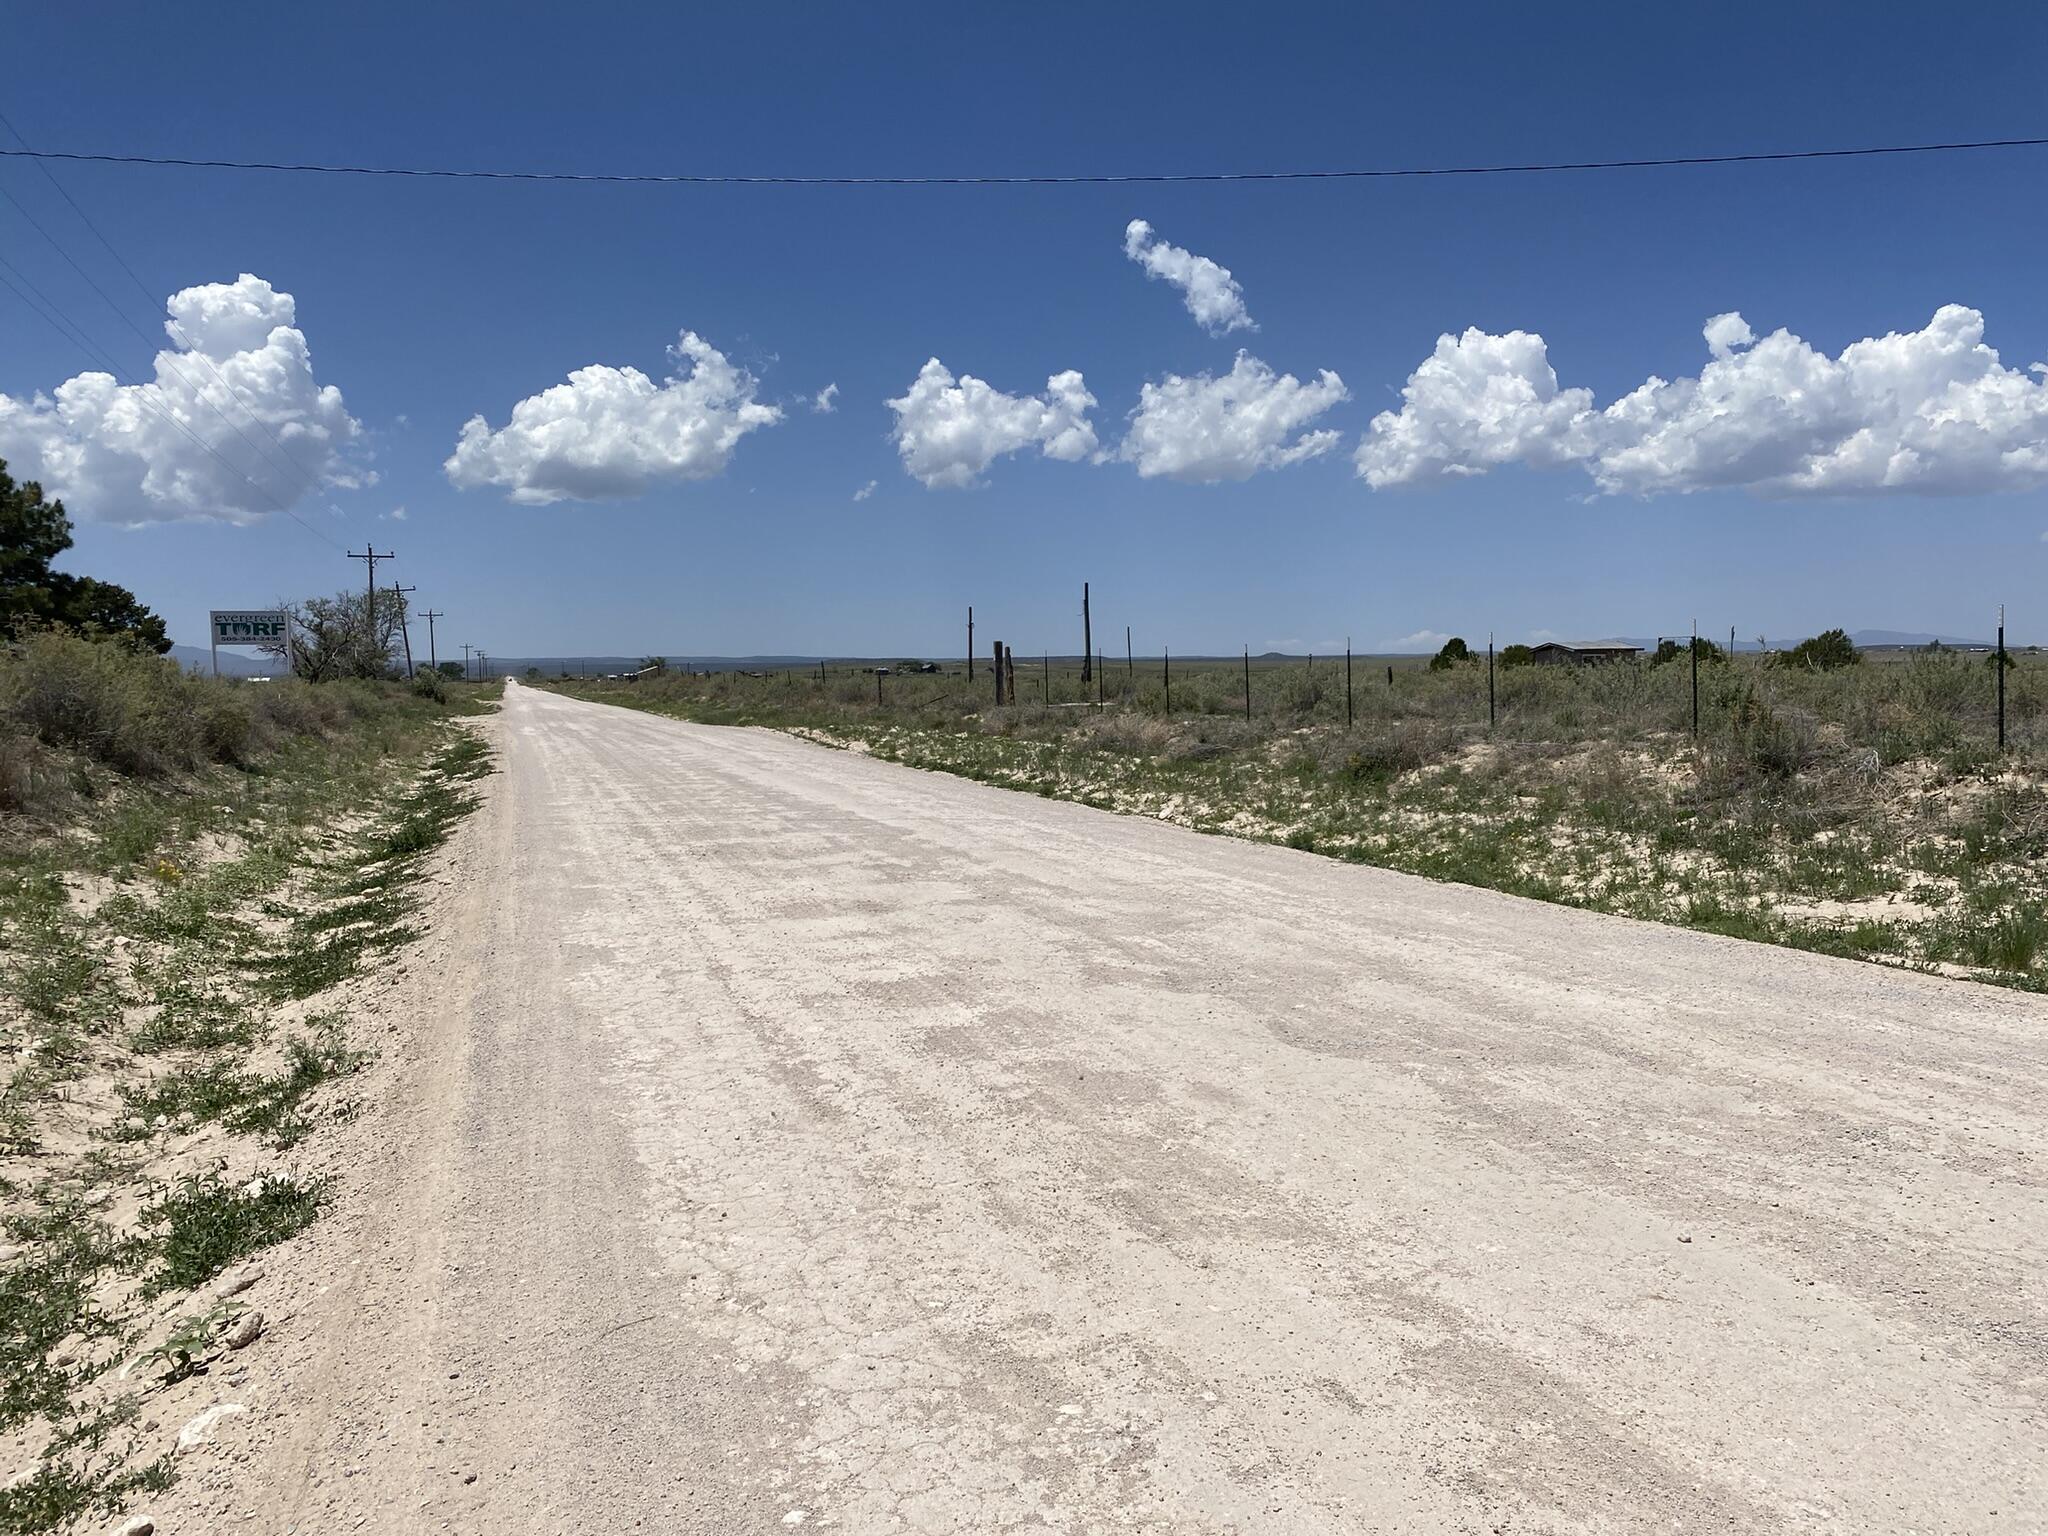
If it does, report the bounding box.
[444,331,781,504]
[0,273,361,525]
[852,479,877,502]
[1358,305,2048,498]
[813,383,839,414]
[1123,219,1255,335]
[1353,327,1595,489]
[1120,352,1348,481]
[887,359,1098,489]
[1702,312,1754,361]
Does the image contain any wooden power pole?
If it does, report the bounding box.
[421,610,444,674]
[390,584,417,677]
[346,547,394,675]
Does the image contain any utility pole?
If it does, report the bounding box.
[420,611,444,674]
[1080,583,1092,684]
[347,547,394,676]
[967,606,975,681]
[390,584,417,677]
[1126,625,1133,694]
[1488,633,1496,728]
[477,650,489,682]
[461,643,473,682]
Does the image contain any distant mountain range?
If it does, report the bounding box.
[1844,629,1998,649]
[169,644,276,677]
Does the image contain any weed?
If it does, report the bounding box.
[0,1198,126,1433]
[137,1300,245,1384]
[118,1022,362,1150]
[139,1170,324,1297]
[0,1451,172,1536]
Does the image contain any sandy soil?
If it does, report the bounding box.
[153,680,2047,1534]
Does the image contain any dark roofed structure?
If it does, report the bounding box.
[1529,641,1644,666]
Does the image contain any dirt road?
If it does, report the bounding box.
[170,681,2046,1533]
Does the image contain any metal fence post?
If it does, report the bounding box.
[1691,621,1700,739]
[1998,606,2007,751]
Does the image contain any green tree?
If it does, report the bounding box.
[1428,636,1474,671]
[0,458,170,652]
[438,660,466,679]
[1650,636,1725,666]
[273,590,408,680]
[1785,628,1860,671]
[1498,643,1536,669]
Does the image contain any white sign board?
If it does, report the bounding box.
[209,610,291,676]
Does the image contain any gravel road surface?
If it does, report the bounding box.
[178,680,2046,1533]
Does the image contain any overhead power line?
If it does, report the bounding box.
[0,135,2044,187]
[0,247,345,552]
[0,178,324,506]
[0,110,331,506]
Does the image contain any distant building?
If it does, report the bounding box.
[1529,641,1644,666]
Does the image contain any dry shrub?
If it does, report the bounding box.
[0,725,68,819]
[1075,711,1177,755]
[2,630,213,776]
[0,635,439,817]
[1319,718,1456,784]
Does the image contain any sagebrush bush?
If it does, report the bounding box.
[0,725,64,818]
[2,631,202,777]
[0,631,467,819]
[1317,719,1456,783]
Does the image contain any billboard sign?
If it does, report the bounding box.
[209,609,291,675]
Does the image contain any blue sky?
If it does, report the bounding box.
[4,2,2048,657]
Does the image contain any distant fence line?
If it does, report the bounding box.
[573,629,2034,751]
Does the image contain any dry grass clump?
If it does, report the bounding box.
[0,631,466,822]
[1309,719,1458,784]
